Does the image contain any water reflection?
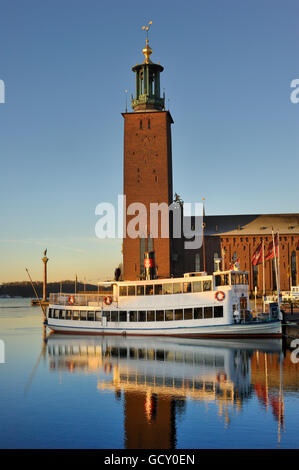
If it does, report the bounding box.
[44,335,293,448]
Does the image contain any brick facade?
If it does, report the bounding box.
[183,215,299,293]
[122,111,174,280]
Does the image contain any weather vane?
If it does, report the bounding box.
[142,21,152,43]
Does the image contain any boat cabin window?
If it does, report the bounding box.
[95,311,102,321]
[128,286,135,296]
[184,308,192,320]
[72,310,79,320]
[194,307,203,319]
[119,311,127,322]
[129,311,137,322]
[119,286,127,296]
[136,285,144,296]
[103,311,110,322]
[66,310,72,320]
[192,282,202,293]
[175,309,183,320]
[214,306,224,318]
[147,310,155,321]
[183,282,191,293]
[138,311,146,322]
[111,311,118,322]
[215,274,229,287]
[204,307,213,318]
[145,285,154,295]
[173,283,183,294]
[80,311,87,321]
[59,310,66,319]
[156,310,164,321]
[163,284,173,295]
[203,281,212,291]
[87,311,95,321]
[154,284,162,295]
[165,310,174,321]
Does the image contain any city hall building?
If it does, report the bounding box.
[122,36,299,293]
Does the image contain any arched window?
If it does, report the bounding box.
[291,251,297,286]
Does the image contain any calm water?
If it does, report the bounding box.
[0,298,299,449]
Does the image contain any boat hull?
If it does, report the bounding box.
[46,320,282,338]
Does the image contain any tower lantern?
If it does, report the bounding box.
[131,22,165,112]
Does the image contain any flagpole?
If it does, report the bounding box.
[277,231,281,316]
[272,228,281,319]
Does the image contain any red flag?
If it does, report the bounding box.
[265,234,278,261]
[251,242,263,266]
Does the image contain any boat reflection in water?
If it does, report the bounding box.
[47,335,288,448]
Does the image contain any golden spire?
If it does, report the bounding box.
[142,21,153,63]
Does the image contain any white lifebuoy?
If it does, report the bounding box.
[215,291,225,302]
[104,296,113,306]
[68,295,75,305]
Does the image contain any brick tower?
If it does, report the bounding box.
[122,34,174,280]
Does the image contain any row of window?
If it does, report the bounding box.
[215,273,248,287]
[119,280,212,297]
[48,306,224,322]
[140,119,151,129]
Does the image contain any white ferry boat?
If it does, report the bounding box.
[46,270,282,338]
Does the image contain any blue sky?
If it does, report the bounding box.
[0,0,298,282]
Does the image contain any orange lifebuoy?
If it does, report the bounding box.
[215,291,225,302]
[68,295,75,305]
[104,296,113,306]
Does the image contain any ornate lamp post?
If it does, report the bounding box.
[42,249,49,302]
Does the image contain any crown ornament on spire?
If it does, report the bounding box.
[142,21,153,63]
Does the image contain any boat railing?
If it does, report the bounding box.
[49,293,110,307]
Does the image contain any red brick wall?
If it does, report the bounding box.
[122,111,173,280]
[184,234,299,293]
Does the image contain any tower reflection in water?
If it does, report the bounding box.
[47,335,287,448]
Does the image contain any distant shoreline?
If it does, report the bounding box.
[0,281,99,298]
